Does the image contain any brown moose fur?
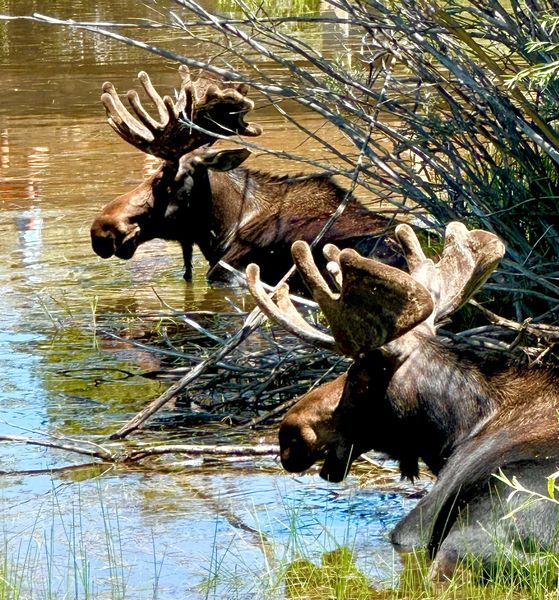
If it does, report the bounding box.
[280,311,559,581]
[91,147,401,286]
[252,223,559,580]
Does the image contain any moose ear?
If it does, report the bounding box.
[195,148,252,171]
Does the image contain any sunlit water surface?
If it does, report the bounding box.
[0,1,421,597]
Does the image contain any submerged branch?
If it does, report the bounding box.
[0,434,114,461]
[0,433,279,475]
[123,443,279,461]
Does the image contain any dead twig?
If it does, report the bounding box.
[471,300,559,341]
[0,434,114,461]
[123,443,279,462]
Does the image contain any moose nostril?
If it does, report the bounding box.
[91,232,116,258]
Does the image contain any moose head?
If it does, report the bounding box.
[90,66,261,279]
[247,222,505,481]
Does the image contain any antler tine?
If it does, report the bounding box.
[292,241,339,312]
[102,67,262,161]
[127,89,165,132]
[394,224,439,325]
[394,223,428,273]
[435,222,505,321]
[136,70,169,126]
[175,64,192,111]
[323,243,341,263]
[245,264,336,350]
[324,243,343,291]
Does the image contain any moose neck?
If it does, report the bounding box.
[186,168,264,266]
[362,333,500,478]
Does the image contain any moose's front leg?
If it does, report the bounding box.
[182,244,193,281]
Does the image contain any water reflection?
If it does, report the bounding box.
[0,468,414,598]
[13,206,43,267]
[1,139,46,280]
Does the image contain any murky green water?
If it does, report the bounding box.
[0,1,420,597]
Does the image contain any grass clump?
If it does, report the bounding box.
[203,537,559,600]
[285,548,372,600]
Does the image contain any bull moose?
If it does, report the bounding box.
[90,66,400,286]
[247,222,559,580]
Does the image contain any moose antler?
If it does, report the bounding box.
[247,243,434,356]
[246,222,505,358]
[395,222,505,325]
[245,266,336,350]
[101,65,262,161]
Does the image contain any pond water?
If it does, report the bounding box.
[0,1,424,597]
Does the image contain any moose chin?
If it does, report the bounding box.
[90,66,402,288]
[247,221,559,581]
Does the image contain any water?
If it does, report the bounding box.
[0,1,421,597]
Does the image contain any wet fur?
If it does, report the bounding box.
[91,159,401,287]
